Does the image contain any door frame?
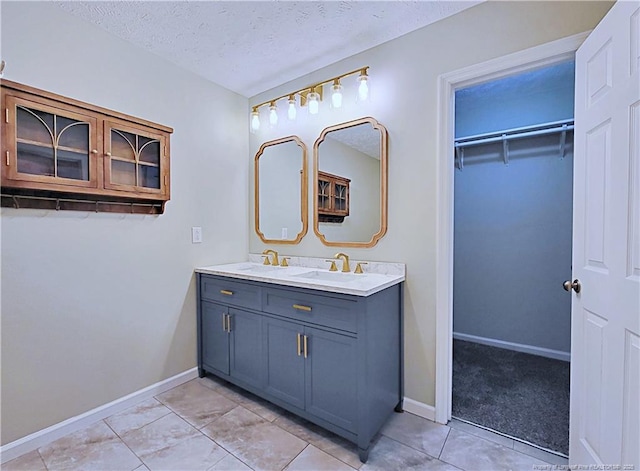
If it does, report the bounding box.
[434,31,589,425]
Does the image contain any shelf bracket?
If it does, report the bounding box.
[559,124,568,159]
[55,198,61,211]
[502,135,509,166]
[455,147,464,170]
[12,195,19,209]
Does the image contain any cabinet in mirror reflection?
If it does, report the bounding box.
[254,135,308,244]
[313,117,388,248]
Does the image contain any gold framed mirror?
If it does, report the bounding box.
[255,135,308,244]
[313,117,388,248]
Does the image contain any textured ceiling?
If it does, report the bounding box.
[327,123,380,159]
[56,1,481,97]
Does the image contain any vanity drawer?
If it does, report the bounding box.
[262,288,358,333]
[200,275,262,311]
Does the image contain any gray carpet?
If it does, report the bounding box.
[452,339,570,455]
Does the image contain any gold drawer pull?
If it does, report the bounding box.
[293,304,311,312]
[220,290,233,296]
[296,333,302,356]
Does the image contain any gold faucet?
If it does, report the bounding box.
[334,252,351,273]
[262,249,279,266]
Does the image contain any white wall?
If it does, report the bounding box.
[0,2,249,444]
[249,1,612,408]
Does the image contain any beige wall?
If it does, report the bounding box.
[249,1,613,408]
[0,2,249,444]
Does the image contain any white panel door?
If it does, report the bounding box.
[570,1,640,466]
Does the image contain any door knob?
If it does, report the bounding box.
[563,279,581,294]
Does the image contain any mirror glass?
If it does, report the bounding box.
[313,117,388,247]
[255,136,308,244]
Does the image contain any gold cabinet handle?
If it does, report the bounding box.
[220,290,233,296]
[303,335,308,358]
[6,151,9,166]
[106,152,112,157]
[293,304,311,312]
[222,313,227,331]
[296,333,301,356]
[226,314,232,332]
[91,149,98,154]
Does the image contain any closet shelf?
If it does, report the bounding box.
[454,119,574,170]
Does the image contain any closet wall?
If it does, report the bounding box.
[453,62,575,358]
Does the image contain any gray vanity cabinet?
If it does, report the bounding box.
[196,273,403,463]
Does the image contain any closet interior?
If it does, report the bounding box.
[452,61,575,456]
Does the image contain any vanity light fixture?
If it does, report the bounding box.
[307,91,320,115]
[331,79,343,109]
[250,107,260,133]
[357,68,369,102]
[268,102,278,127]
[248,66,370,130]
[287,95,297,121]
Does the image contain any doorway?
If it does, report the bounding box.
[433,31,589,445]
[450,61,574,456]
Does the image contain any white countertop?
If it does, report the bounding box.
[195,257,405,297]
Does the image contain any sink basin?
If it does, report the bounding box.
[235,264,280,274]
[293,270,362,283]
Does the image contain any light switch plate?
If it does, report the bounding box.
[192,226,202,243]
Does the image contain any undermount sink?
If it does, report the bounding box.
[293,270,362,283]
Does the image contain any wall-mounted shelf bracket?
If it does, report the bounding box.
[502,135,509,166]
[455,147,464,170]
[559,124,568,159]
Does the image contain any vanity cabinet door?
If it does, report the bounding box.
[229,308,264,390]
[305,327,357,433]
[201,301,230,375]
[263,316,305,409]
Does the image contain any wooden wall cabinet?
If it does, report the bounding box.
[317,170,350,223]
[1,80,172,214]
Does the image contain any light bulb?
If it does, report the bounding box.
[307,92,319,115]
[268,103,278,127]
[358,74,369,102]
[331,81,343,108]
[287,96,297,121]
[250,110,260,133]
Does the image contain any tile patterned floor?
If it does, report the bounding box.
[3,376,568,471]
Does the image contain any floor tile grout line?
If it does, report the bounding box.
[376,433,439,461]
[437,426,452,460]
[270,415,361,470]
[100,419,145,470]
[280,442,310,471]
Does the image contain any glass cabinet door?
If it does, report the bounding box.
[5,96,98,188]
[104,121,167,196]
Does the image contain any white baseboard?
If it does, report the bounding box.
[0,367,198,464]
[453,332,571,362]
[403,397,436,422]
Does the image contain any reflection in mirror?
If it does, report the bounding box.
[314,117,388,247]
[255,136,308,244]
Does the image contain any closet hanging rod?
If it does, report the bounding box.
[455,119,574,148]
